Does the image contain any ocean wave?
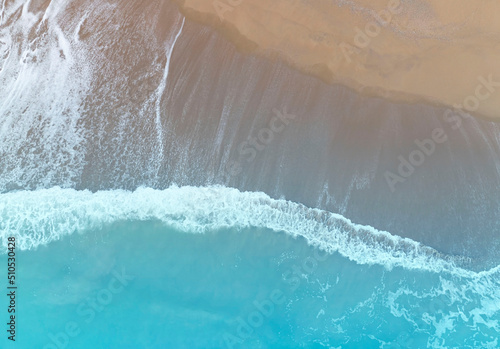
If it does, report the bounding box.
[0,185,498,278]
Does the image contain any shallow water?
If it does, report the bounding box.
[1,214,499,349]
[0,186,499,348]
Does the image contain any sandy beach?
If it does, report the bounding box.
[172,0,500,120]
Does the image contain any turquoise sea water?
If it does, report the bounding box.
[1,186,499,348]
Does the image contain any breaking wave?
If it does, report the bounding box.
[1,185,497,280]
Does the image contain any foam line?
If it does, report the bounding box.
[154,16,185,175]
[1,185,497,280]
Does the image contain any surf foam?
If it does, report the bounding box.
[1,185,497,279]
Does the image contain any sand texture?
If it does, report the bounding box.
[172,0,500,120]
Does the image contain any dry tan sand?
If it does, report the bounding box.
[172,0,500,120]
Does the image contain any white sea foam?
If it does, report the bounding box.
[0,0,94,191]
[1,185,498,280]
[153,16,185,177]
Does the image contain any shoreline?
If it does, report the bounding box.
[172,0,500,121]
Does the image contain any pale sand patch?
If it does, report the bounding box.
[172,0,500,120]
